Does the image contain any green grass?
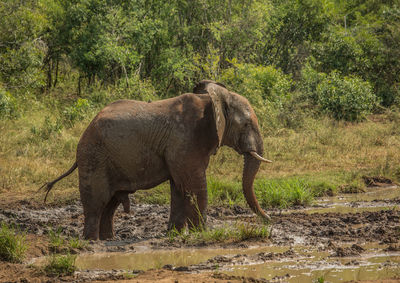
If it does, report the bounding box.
[134,183,170,204]
[169,222,269,245]
[68,237,88,250]
[48,227,87,253]
[0,222,28,263]
[43,254,76,276]
[255,178,314,208]
[48,227,65,253]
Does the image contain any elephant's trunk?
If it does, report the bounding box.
[242,153,270,221]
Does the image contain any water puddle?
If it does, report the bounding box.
[296,186,400,214]
[226,253,400,282]
[75,245,288,270]
[322,186,400,203]
[72,243,400,282]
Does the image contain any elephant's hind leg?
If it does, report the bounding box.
[79,170,112,240]
[99,195,120,240]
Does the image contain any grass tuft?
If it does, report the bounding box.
[48,227,65,253]
[255,178,314,209]
[68,237,88,250]
[44,254,76,276]
[0,223,28,263]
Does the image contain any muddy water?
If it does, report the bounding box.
[75,244,400,282]
[301,186,400,214]
[225,246,400,282]
[76,246,288,270]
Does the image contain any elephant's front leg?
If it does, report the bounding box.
[168,173,208,230]
[168,179,186,231]
[185,187,207,229]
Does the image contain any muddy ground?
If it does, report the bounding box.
[1,186,400,282]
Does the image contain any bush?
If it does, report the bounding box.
[219,61,292,130]
[220,60,292,106]
[62,98,91,127]
[316,71,378,121]
[0,89,18,119]
[0,223,28,263]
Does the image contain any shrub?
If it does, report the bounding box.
[62,98,91,127]
[316,71,378,121]
[44,254,76,276]
[219,60,292,129]
[0,223,28,263]
[0,89,18,119]
[220,60,292,105]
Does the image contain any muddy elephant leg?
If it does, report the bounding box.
[80,186,109,240]
[170,172,208,230]
[79,168,112,240]
[185,180,208,229]
[168,179,186,231]
[99,195,120,240]
[115,191,130,213]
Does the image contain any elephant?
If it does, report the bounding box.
[41,80,272,240]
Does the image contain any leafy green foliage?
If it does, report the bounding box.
[0,0,398,118]
[220,61,292,129]
[62,98,91,127]
[316,71,378,121]
[0,223,28,263]
[0,89,18,119]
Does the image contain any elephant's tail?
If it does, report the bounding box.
[39,162,78,203]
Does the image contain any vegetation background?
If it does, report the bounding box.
[1,0,400,208]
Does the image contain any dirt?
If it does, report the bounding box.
[1,186,400,282]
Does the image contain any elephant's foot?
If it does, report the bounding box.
[83,212,101,240]
[83,223,100,240]
[99,230,114,240]
[167,219,186,232]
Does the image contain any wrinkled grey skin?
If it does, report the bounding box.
[42,80,270,240]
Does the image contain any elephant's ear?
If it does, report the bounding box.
[192,80,226,94]
[208,85,226,147]
[193,80,227,146]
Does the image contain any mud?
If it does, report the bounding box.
[1,185,400,282]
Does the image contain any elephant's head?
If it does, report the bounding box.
[193,80,272,221]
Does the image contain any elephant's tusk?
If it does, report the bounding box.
[250,151,272,163]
